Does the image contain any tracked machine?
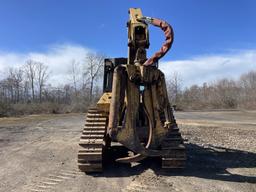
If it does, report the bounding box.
[78,8,186,172]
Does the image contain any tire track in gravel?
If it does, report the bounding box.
[27,169,84,192]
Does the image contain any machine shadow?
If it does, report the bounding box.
[88,144,256,183]
[155,143,256,183]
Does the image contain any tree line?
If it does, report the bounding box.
[0,54,255,116]
[167,70,256,110]
[0,52,104,116]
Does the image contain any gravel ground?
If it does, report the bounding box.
[0,111,255,192]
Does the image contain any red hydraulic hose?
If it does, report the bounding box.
[139,17,174,66]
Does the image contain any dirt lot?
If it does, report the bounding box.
[0,111,255,192]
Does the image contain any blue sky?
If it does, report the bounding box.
[0,0,255,87]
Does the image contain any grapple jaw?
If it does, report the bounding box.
[108,64,180,163]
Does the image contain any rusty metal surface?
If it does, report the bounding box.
[108,66,126,137]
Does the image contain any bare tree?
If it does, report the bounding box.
[23,80,30,103]
[24,60,37,101]
[37,62,49,103]
[215,78,239,108]
[240,70,256,90]
[167,72,182,105]
[70,59,80,97]
[239,70,256,108]
[83,53,104,101]
[24,60,49,102]
[8,68,23,103]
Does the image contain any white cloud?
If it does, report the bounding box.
[0,43,92,86]
[0,45,255,89]
[160,50,256,88]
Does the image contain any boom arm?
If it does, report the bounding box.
[128,8,174,66]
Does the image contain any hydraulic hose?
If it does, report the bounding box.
[138,16,174,66]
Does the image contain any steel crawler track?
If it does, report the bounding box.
[78,108,185,171]
[78,108,107,172]
[161,126,186,168]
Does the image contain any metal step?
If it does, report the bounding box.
[78,163,102,172]
[78,152,102,161]
[83,130,105,135]
[81,134,104,139]
[85,122,106,127]
[162,157,186,168]
[79,139,103,144]
[162,138,183,147]
[87,109,101,114]
[86,117,107,122]
[79,148,102,153]
[83,126,106,130]
[87,113,105,118]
